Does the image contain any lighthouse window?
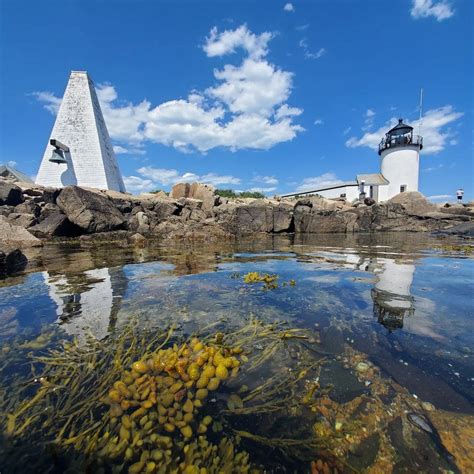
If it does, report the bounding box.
[400,185,407,193]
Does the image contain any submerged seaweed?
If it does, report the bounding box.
[0,318,323,473]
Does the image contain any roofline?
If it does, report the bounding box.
[280,182,358,198]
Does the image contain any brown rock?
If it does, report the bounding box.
[129,233,147,247]
[232,202,274,234]
[14,200,41,217]
[170,183,217,212]
[428,410,474,473]
[273,203,294,232]
[153,201,180,220]
[389,191,437,216]
[0,205,15,217]
[39,203,61,221]
[152,190,168,199]
[29,212,81,237]
[189,183,218,211]
[0,215,42,248]
[7,213,37,228]
[0,180,23,205]
[170,183,191,199]
[294,199,359,233]
[57,186,126,233]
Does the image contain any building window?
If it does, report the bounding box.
[400,185,407,193]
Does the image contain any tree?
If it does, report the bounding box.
[216,189,265,199]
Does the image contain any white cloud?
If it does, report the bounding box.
[296,172,344,192]
[314,118,323,125]
[345,106,463,155]
[253,175,279,185]
[299,39,326,60]
[363,108,376,131]
[96,85,151,144]
[199,172,242,186]
[427,194,453,201]
[3,160,18,168]
[125,167,241,193]
[283,3,295,12]
[275,104,303,120]
[343,126,352,135]
[35,25,304,154]
[296,24,309,31]
[208,58,294,116]
[113,145,146,155]
[246,186,277,194]
[203,25,272,60]
[423,163,444,172]
[31,91,62,114]
[410,0,454,21]
[123,175,156,194]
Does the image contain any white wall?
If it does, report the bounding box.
[317,185,359,202]
[36,71,125,192]
[380,146,419,200]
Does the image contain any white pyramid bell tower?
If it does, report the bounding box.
[36,71,126,192]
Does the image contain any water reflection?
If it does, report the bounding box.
[1,234,472,415]
[371,259,415,331]
[44,267,128,340]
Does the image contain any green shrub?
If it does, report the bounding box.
[216,189,266,199]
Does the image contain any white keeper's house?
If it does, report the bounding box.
[283,119,423,202]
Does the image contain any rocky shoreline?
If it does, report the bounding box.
[1,178,473,274]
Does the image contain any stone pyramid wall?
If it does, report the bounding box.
[36,71,126,192]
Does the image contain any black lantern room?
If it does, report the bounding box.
[378,118,423,155]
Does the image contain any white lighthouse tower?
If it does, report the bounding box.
[36,71,126,192]
[377,119,423,201]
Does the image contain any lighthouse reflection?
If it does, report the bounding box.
[370,258,415,331]
[44,266,128,340]
[38,241,423,340]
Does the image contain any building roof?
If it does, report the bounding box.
[0,164,34,183]
[357,173,389,185]
[280,181,357,198]
[387,119,413,135]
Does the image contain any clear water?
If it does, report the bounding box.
[1,233,473,473]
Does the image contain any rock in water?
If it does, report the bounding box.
[408,413,433,434]
[129,233,147,246]
[57,186,126,233]
[0,248,28,275]
[0,180,23,206]
[436,221,474,237]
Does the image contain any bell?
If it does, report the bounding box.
[49,149,67,165]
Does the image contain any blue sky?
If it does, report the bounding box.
[1,0,472,200]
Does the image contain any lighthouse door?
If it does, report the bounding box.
[370,185,379,201]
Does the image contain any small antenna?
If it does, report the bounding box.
[418,88,423,137]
